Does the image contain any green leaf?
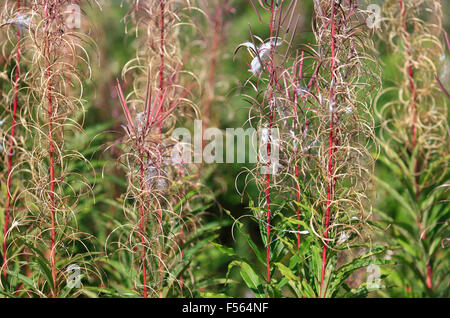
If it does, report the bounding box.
[330,246,393,296]
[245,234,265,265]
[373,175,417,220]
[211,242,237,258]
[274,262,297,282]
[239,261,265,298]
[227,260,265,298]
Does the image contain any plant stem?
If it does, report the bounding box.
[177,165,185,294]
[400,0,419,197]
[139,157,148,298]
[158,1,165,297]
[400,0,433,290]
[426,264,433,290]
[44,0,57,297]
[294,51,304,250]
[264,0,277,283]
[203,2,222,139]
[159,0,165,104]
[320,0,337,294]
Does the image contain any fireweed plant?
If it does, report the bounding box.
[0,0,97,297]
[108,0,214,298]
[215,0,392,298]
[375,0,449,297]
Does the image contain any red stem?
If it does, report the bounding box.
[294,51,305,250]
[156,194,163,298]
[2,0,21,278]
[156,2,165,296]
[264,0,276,282]
[203,3,222,136]
[426,264,433,290]
[139,159,148,298]
[400,0,431,290]
[157,0,165,186]
[159,0,165,103]
[177,166,184,294]
[320,0,337,295]
[44,0,57,297]
[155,0,165,141]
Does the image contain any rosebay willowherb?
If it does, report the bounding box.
[375,0,449,297]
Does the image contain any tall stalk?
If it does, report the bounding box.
[199,0,232,139]
[307,0,379,296]
[9,0,95,297]
[118,0,200,297]
[237,0,305,284]
[320,0,337,291]
[43,0,57,293]
[264,0,277,283]
[231,0,380,297]
[376,0,449,297]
